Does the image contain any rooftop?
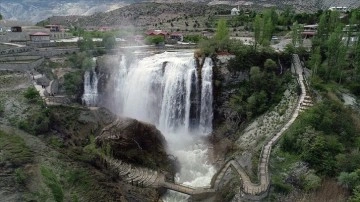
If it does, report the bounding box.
[30,32,50,36]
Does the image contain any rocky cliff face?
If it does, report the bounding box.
[50,105,175,172]
[95,117,176,173]
[212,55,249,129]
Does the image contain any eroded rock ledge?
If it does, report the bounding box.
[95,117,175,173]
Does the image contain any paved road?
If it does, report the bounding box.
[0,42,26,48]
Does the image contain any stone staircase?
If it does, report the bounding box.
[104,157,163,187]
[299,95,313,112]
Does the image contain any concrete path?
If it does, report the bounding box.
[0,42,26,48]
[212,54,308,196]
[215,54,307,195]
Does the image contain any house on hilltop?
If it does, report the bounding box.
[44,25,61,32]
[30,32,50,42]
[170,32,183,42]
[11,26,22,32]
[146,30,169,39]
[302,24,318,39]
[329,7,348,13]
[28,32,55,47]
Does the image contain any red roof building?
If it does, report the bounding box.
[170,32,184,41]
[146,30,169,38]
[45,25,61,32]
[98,26,113,32]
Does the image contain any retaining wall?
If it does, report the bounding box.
[0,57,44,71]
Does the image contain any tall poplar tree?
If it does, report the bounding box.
[326,26,346,83]
[309,46,322,77]
[214,19,229,51]
[253,14,263,50]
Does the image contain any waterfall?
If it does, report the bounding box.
[82,58,98,106]
[200,58,213,134]
[112,51,215,201]
[115,51,205,134]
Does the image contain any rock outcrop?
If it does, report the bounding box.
[95,117,176,174]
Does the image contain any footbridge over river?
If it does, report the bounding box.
[103,54,310,200]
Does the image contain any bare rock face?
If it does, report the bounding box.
[95,118,171,170]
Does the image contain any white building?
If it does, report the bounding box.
[329,7,348,13]
[231,7,240,15]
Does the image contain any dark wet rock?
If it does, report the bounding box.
[95,117,175,173]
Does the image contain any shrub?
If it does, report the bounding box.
[18,108,50,135]
[0,131,33,166]
[183,34,203,43]
[63,71,83,95]
[77,35,94,51]
[15,168,27,185]
[350,185,360,202]
[145,36,165,45]
[23,87,40,102]
[41,166,64,202]
[0,101,4,116]
[102,33,116,50]
[302,172,321,191]
[272,176,292,194]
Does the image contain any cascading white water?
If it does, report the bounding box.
[200,58,214,134]
[82,58,98,106]
[113,51,215,201]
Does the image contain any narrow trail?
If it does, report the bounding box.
[102,54,313,199]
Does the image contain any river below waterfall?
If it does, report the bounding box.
[111,51,215,201]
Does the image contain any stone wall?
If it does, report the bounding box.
[0,46,33,56]
[0,57,44,72]
[0,55,42,62]
[34,47,80,57]
[0,32,29,42]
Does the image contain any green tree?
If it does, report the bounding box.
[354,31,360,75]
[214,19,229,41]
[0,13,2,20]
[326,26,346,83]
[262,9,276,45]
[262,17,273,46]
[81,57,94,71]
[102,33,116,50]
[303,172,321,191]
[214,19,230,51]
[63,71,83,95]
[23,87,40,102]
[350,185,360,202]
[314,13,327,46]
[145,36,164,45]
[338,171,359,189]
[253,14,263,49]
[345,12,358,47]
[278,6,294,26]
[249,66,262,90]
[291,22,303,47]
[329,11,341,33]
[78,35,94,51]
[264,58,277,71]
[309,46,322,77]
